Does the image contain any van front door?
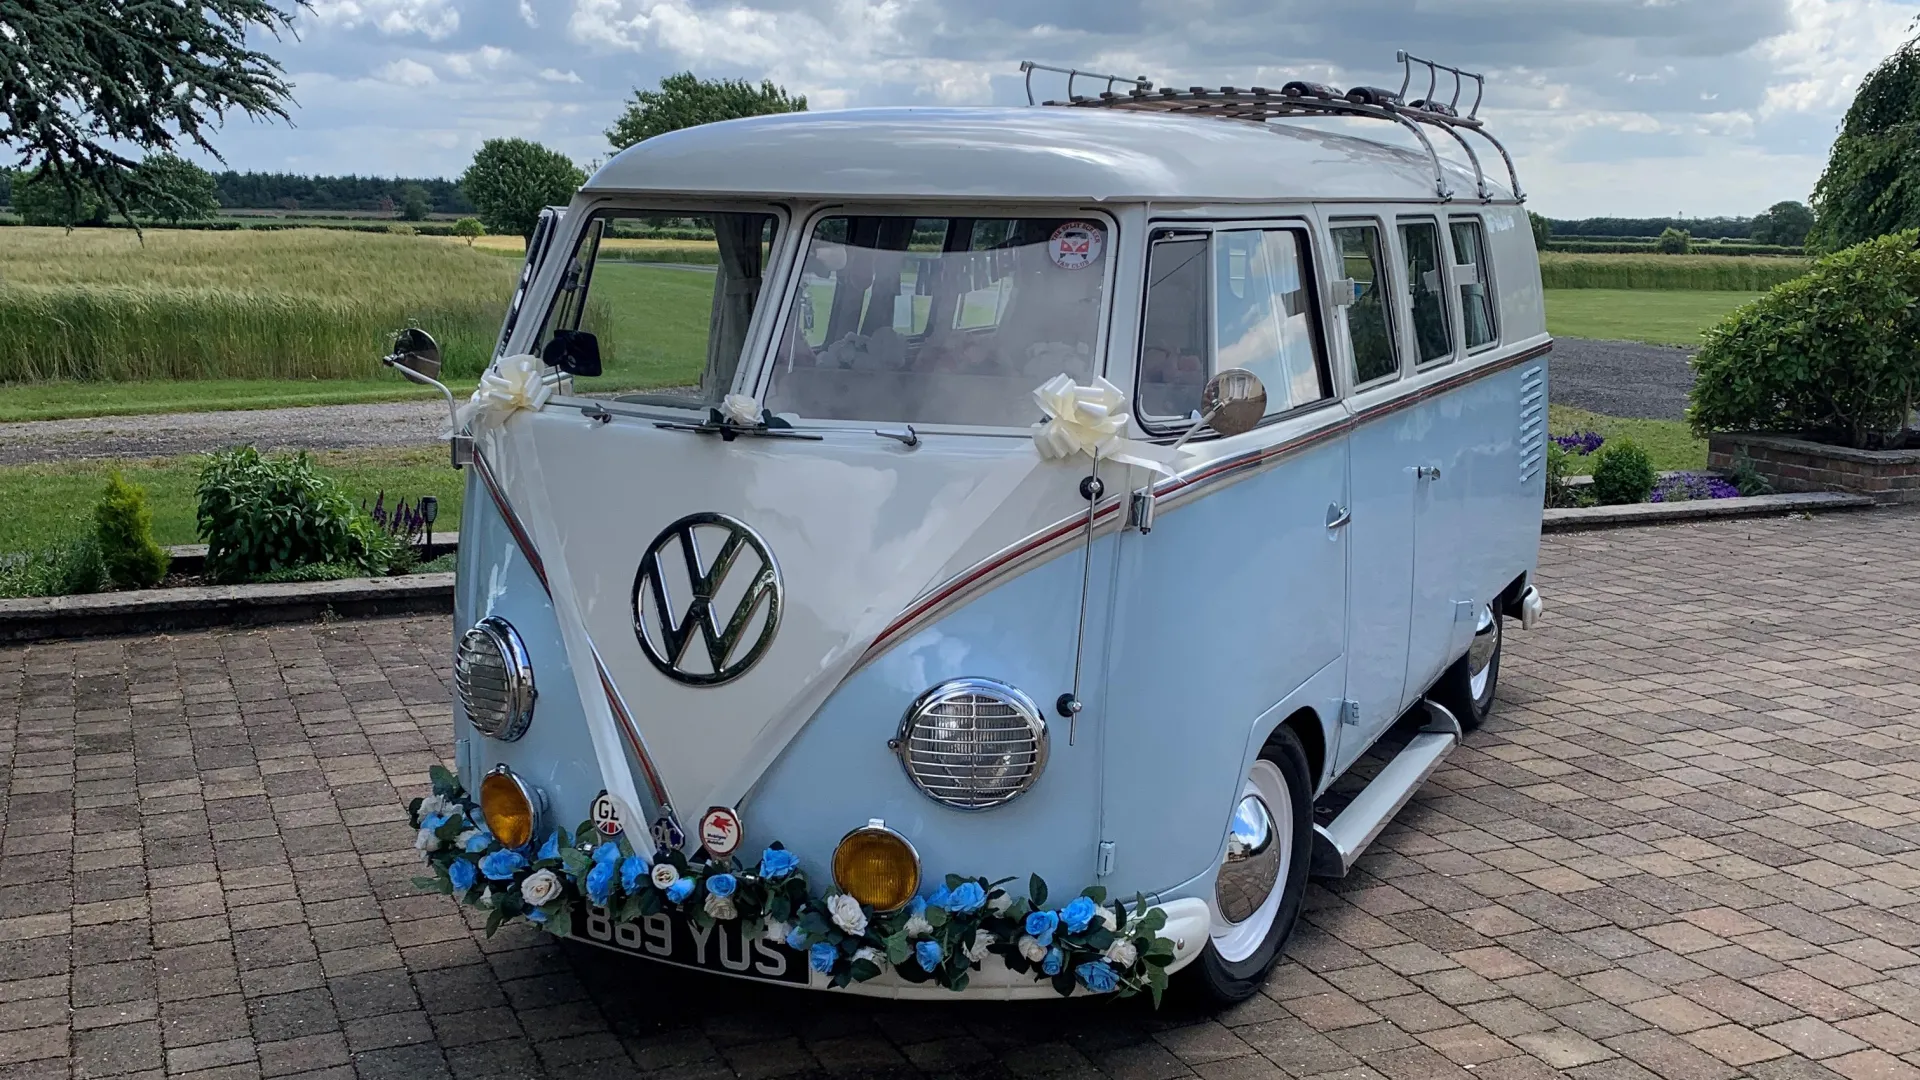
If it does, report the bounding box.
[1328,220,1414,774]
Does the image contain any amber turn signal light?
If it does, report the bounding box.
[831,821,920,913]
[479,766,538,849]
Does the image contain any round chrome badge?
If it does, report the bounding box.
[631,512,783,686]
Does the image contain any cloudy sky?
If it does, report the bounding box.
[200,0,1914,219]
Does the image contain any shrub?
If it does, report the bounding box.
[1591,438,1656,505]
[453,217,486,246]
[94,471,169,588]
[1543,444,1584,508]
[197,446,359,582]
[249,562,363,584]
[0,537,107,598]
[1727,456,1774,496]
[1656,227,1692,255]
[1688,231,1920,449]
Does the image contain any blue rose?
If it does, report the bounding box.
[915,940,943,972]
[1076,961,1120,993]
[948,882,987,914]
[665,877,695,903]
[423,813,449,830]
[785,927,808,951]
[1042,947,1065,976]
[928,884,953,909]
[586,861,617,905]
[1025,909,1059,946]
[526,906,549,924]
[906,896,927,919]
[591,841,622,866]
[479,849,528,881]
[537,832,560,861]
[464,829,494,854]
[706,873,738,899]
[447,858,476,893]
[1062,896,1099,934]
[620,855,648,893]
[809,942,839,974]
[759,847,799,879]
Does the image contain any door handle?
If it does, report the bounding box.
[1326,504,1352,530]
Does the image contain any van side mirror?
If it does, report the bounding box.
[1129,368,1267,534]
[542,330,602,378]
[385,327,442,380]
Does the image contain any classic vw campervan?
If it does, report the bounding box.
[396,53,1548,1004]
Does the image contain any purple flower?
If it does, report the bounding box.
[1552,430,1605,456]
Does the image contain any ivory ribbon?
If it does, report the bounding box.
[1030,373,1187,477]
[453,354,552,434]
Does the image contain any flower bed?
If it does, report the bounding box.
[1549,430,1758,508]
[409,767,1180,1001]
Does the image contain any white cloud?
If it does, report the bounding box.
[307,0,460,40]
[518,0,539,27]
[443,46,513,77]
[377,57,439,85]
[540,68,585,83]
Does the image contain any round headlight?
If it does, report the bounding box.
[456,617,534,741]
[895,678,1049,811]
[479,765,540,849]
[832,821,920,912]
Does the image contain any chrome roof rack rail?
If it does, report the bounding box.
[1019,51,1525,204]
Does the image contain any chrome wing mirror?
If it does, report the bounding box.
[1128,368,1266,533]
[381,328,471,468]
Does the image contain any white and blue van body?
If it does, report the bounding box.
[421,80,1548,1002]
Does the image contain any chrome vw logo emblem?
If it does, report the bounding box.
[631,513,782,686]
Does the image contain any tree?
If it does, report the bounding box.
[1527,212,1551,250]
[398,184,432,221]
[130,154,220,223]
[460,139,584,240]
[1751,201,1814,248]
[1656,227,1692,255]
[606,72,806,150]
[0,2,301,217]
[12,166,107,227]
[1809,34,1920,252]
[453,217,486,246]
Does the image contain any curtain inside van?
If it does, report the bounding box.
[703,213,773,399]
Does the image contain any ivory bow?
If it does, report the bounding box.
[1031,374,1187,476]
[453,354,552,434]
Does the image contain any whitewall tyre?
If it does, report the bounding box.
[1186,726,1314,1004]
[1435,603,1502,732]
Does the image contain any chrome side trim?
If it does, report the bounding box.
[1309,700,1462,878]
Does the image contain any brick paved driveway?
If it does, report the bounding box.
[4,509,1919,1080]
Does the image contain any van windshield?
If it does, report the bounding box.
[762,215,1110,427]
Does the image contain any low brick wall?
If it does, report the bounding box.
[1708,432,1920,504]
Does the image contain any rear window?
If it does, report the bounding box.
[762,215,1111,427]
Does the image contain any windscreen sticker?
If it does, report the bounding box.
[1049,222,1104,270]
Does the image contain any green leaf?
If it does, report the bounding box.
[1028,875,1048,908]
[484,904,506,938]
[544,903,574,939]
[926,907,949,929]
[1080,885,1107,904]
[884,930,912,967]
[411,875,447,894]
[429,765,458,795]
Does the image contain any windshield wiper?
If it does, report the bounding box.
[655,406,823,442]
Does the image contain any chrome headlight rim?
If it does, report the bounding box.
[456,616,536,742]
[894,677,1050,812]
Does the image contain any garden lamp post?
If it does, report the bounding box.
[421,496,438,553]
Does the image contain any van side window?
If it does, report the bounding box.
[1330,223,1398,385]
[1397,219,1453,365]
[1139,227,1330,427]
[1450,218,1497,350]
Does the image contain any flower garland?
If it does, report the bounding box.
[409,767,1178,1002]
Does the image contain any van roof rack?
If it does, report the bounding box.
[1018,51,1524,204]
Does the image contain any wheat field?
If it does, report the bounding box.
[1538,252,1809,291]
[0,228,519,382]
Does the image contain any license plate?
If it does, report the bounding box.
[574,905,810,985]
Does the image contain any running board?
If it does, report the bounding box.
[1309,700,1462,878]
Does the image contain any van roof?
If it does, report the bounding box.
[581,106,1505,205]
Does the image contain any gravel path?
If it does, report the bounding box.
[0,337,1695,465]
[1550,337,1695,421]
[0,399,448,466]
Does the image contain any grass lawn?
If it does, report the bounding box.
[0,376,454,423]
[1544,289,1758,347]
[0,447,464,553]
[1549,404,1706,474]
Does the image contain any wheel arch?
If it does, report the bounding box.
[1271,706,1327,794]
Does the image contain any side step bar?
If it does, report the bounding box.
[1309,700,1462,878]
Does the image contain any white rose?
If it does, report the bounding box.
[988,893,1013,916]
[1018,935,1048,963]
[1106,938,1138,967]
[418,794,453,819]
[454,829,481,851]
[721,393,763,426]
[519,869,563,907]
[1094,906,1116,929]
[704,894,738,921]
[414,826,441,852]
[903,915,934,939]
[853,946,884,967]
[827,894,868,936]
[966,932,996,963]
[650,863,681,890]
[762,919,791,945]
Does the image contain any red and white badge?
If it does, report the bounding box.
[1049,221,1104,270]
[698,806,743,858]
[590,792,623,836]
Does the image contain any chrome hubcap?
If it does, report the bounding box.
[1215,794,1280,924]
[1467,604,1499,701]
